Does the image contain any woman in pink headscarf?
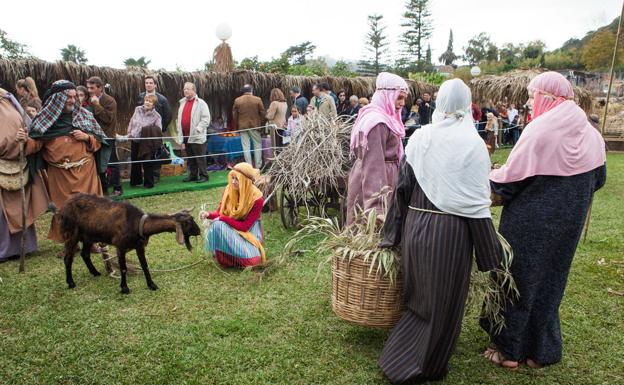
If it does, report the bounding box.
[346,72,409,225]
[482,72,606,369]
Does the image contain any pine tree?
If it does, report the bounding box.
[425,44,432,65]
[438,29,458,65]
[400,0,433,62]
[358,14,390,76]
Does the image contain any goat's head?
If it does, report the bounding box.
[173,208,201,251]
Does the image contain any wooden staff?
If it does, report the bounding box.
[585,1,623,241]
[18,142,26,273]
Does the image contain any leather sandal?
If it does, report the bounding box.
[483,348,519,369]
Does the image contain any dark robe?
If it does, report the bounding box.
[379,159,502,384]
[482,164,607,365]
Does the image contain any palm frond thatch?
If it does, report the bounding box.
[470,69,593,113]
[0,59,436,133]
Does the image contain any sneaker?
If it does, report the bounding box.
[111,190,123,197]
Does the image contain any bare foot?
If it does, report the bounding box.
[483,348,519,369]
[526,358,543,369]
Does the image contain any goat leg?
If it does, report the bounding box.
[136,243,158,291]
[80,242,101,277]
[117,248,130,294]
[64,240,78,289]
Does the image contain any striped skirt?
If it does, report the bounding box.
[205,220,263,268]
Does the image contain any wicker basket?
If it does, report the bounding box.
[331,254,405,329]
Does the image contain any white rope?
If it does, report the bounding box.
[119,124,278,141]
[106,145,284,165]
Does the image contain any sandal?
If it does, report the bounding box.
[483,348,519,369]
[526,358,543,369]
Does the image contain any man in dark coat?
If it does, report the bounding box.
[136,75,172,183]
[288,86,309,116]
[87,76,121,196]
[418,92,435,125]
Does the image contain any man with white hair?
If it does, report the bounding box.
[176,82,211,183]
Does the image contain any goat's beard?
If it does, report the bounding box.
[184,236,193,252]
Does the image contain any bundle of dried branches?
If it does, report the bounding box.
[265,111,353,212]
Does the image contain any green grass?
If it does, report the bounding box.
[1,150,622,385]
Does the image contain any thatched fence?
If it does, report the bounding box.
[0,59,436,133]
[470,69,593,113]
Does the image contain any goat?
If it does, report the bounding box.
[59,193,201,294]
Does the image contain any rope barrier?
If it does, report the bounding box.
[118,124,278,141]
[106,145,285,165]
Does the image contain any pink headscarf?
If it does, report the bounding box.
[490,72,605,183]
[350,72,409,160]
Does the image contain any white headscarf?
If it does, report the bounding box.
[404,79,492,218]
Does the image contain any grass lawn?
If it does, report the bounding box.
[1,150,622,385]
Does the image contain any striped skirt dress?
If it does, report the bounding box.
[205,220,264,268]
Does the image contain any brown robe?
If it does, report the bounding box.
[25,135,102,242]
[0,95,48,235]
[346,123,401,225]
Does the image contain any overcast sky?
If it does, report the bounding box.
[2,0,622,71]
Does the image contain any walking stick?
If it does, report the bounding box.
[583,198,593,244]
[18,142,27,273]
[584,1,623,242]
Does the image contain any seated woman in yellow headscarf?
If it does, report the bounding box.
[200,162,266,268]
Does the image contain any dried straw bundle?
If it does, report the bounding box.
[266,111,353,212]
[213,42,234,73]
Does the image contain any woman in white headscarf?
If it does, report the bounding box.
[346,72,409,225]
[378,79,504,383]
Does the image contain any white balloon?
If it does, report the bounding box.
[470,66,482,77]
[215,23,232,41]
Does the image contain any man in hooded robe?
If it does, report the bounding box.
[16,80,110,243]
[0,88,48,261]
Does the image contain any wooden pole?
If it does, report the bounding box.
[18,142,26,273]
[584,2,624,242]
[601,1,624,135]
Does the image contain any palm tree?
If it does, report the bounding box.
[123,56,151,69]
[60,44,87,64]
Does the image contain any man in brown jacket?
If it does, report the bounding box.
[87,76,121,196]
[233,85,265,168]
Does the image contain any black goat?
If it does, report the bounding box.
[59,193,201,294]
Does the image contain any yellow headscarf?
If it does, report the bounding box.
[219,162,266,263]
